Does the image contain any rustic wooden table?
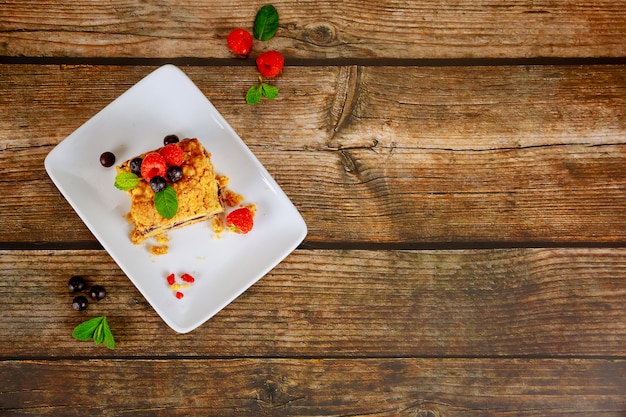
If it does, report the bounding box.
[2,1,626,415]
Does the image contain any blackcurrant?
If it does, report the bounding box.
[150,176,167,192]
[72,296,88,311]
[100,151,116,167]
[68,275,86,292]
[167,166,183,183]
[90,285,106,301]
[163,134,179,145]
[129,157,143,175]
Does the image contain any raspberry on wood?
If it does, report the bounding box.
[256,51,284,78]
[227,28,253,56]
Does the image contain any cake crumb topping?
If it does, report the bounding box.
[149,245,169,256]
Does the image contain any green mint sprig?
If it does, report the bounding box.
[246,76,279,105]
[72,316,115,350]
[114,172,140,190]
[154,185,178,219]
[253,4,279,41]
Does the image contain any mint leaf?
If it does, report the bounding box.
[72,316,115,350]
[102,317,116,350]
[154,185,178,219]
[253,4,279,41]
[114,172,140,190]
[261,83,279,99]
[93,322,105,345]
[72,316,104,341]
[246,84,262,105]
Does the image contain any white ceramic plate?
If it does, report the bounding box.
[45,64,307,333]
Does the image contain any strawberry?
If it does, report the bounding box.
[227,28,253,56]
[140,152,167,181]
[226,207,254,234]
[256,51,284,78]
[158,143,184,166]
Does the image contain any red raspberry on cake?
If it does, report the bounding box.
[256,51,284,78]
[227,28,253,56]
[140,153,168,181]
[158,143,184,166]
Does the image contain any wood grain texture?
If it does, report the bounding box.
[1,248,625,358]
[2,358,625,416]
[3,1,625,414]
[2,64,625,244]
[1,0,626,59]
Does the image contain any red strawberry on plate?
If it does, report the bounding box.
[227,28,253,56]
[256,51,284,78]
[226,207,254,234]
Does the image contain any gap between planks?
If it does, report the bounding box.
[2,56,626,67]
[2,241,626,251]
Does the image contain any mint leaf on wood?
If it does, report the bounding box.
[72,316,115,350]
[93,322,105,345]
[72,316,103,341]
[246,84,262,105]
[261,83,279,99]
[253,5,279,41]
[102,317,116,350]
[247,78,279,104]
[154,185,178,219]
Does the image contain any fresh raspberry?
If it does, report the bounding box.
[180,273,195,283]
[227,28,253,56]
[226,207,254,234]
[166,273,176,286]
[140,152,167,181]
[256,51,284,78]
[158,143,184,166]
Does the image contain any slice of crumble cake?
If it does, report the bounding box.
[116,138,224,244]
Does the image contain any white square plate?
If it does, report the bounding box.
[45,65,307,333]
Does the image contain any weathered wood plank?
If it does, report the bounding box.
[2,358,625,416]
[2,0,626,59]
[2,65,625,244]
[1,249,625,358]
